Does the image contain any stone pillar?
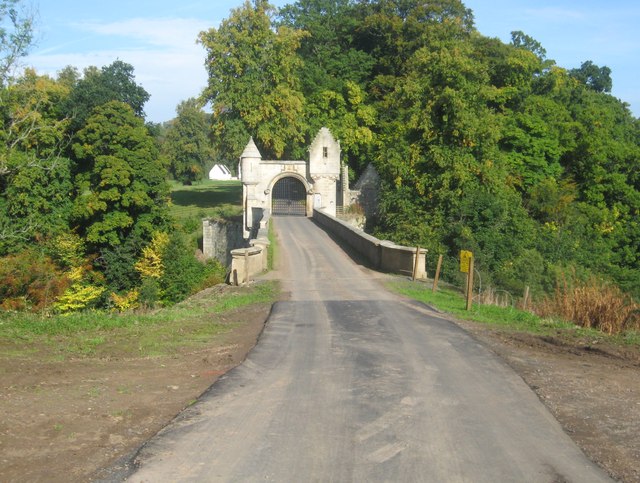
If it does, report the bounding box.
[240,137,262,238]
[341,164,350,210]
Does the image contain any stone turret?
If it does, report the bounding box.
[309,127,341,178]
[240,137,264,237]
[240,137,261,185]
[309,128,341,216]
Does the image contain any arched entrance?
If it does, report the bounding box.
[272,176,307,216]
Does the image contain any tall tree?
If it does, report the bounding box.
[163,98,215,184]
[199,0,308,159]
[63,60,150,131]
[569,60,612,93]
[0,0,34,86]
[0,70,73,254]
[277,0,377,168]
[72,101,169,251]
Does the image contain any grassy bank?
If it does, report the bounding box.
[389,279,640,347]
[0,281,277,360]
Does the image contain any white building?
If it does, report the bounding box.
[208,164,236,181]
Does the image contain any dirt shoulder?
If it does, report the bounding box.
[1,289,639,482]
[0,289,271,483]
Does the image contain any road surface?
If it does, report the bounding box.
[124,217,611,482]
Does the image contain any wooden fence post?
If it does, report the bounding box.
[523,285,530,310]
[432,254,443,293]
[465,256,474,311]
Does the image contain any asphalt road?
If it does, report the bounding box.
[124,216,612,482]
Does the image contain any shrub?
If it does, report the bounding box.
[99,235,143,293]
[54,283,105,314]
[0,249,68,312]
[535,275,639,334]
[110,289,140,312]
[135,231,170,279]
[138,278,161,309]
[159,233,225,304]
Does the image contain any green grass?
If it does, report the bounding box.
[0,281,278,359]
[169,179,243,250]
[169,180,242,222]
[268,218,277,270]
[388,279,640,347]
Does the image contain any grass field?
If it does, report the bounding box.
[0,282,277,359]
[169,180,242,222]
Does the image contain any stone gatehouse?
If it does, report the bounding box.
[240,127,347,238]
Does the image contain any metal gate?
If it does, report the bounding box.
[272,177,306,216]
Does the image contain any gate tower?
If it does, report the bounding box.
[239,128,342,238]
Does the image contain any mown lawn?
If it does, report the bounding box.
[169,180,242,221]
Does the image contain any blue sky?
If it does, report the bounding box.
[25,0,640,122]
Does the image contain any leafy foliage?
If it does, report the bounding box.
[72,101,170,250]
[0,249,68,312]
[199,0,308,158]
[162,98,215,184]
[0,20,216,314]
[0,0,34,86]
[200,0,639,299]
[135,231,170,279]
[62,60,150,131]
[1,0,639,316]
[158,232,226,305]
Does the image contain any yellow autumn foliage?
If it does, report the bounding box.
[54,283,106,314]
[135,232,170,279]
[110,290,140,312]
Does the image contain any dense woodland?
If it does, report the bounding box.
[199,0,640,301]
[0,0,639,315]
[0,1,222,312]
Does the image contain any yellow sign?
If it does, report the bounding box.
[460,250,473,273]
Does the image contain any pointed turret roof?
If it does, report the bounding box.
[240,137,262,159]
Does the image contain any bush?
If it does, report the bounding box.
[0,249,68,312]
[110,289,140,312]
[138,278,161,309]
[159,233,225,304]
[54,282,105,314]
[535,275,639,334]
[99,235,143,293]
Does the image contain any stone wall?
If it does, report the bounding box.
[228,223,270,286]
[313,208,426,279]
[202,218,246,266]
[349,163,380,219]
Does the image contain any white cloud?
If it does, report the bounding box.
[75,17,211,49]
[25,16,213,122]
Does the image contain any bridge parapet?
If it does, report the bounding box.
[313,209,426,279]
[229,217,270,286]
